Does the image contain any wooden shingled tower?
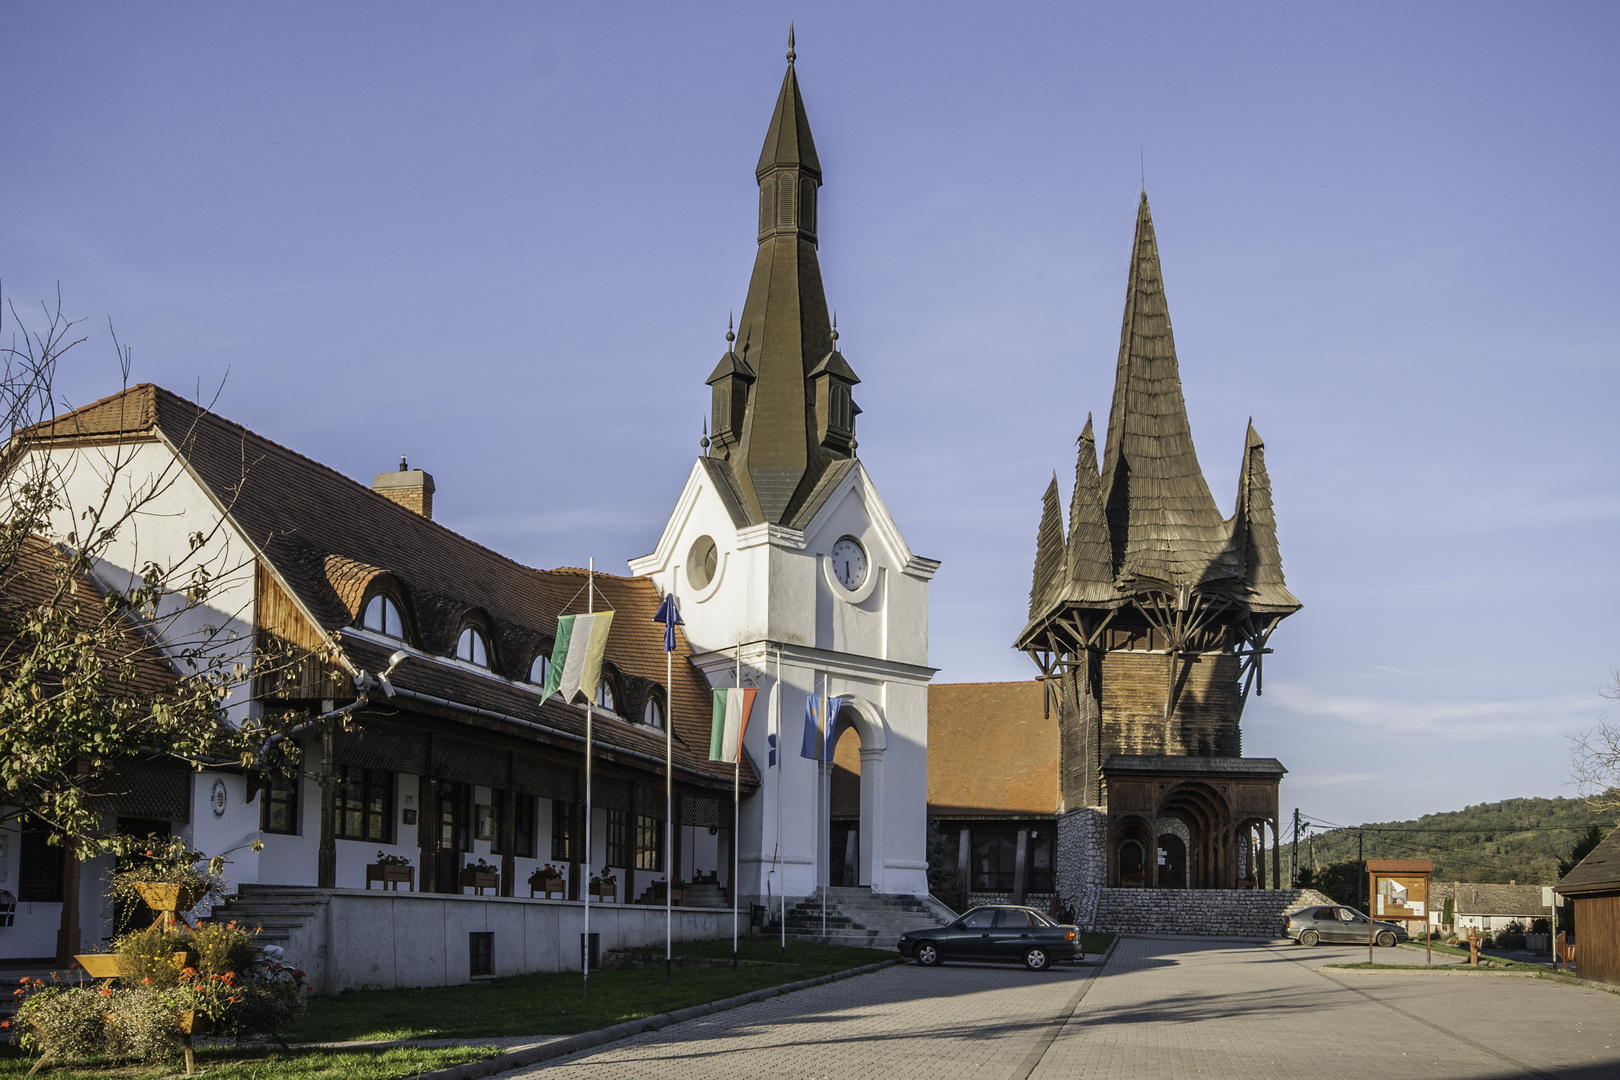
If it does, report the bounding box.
[1016,193,1301,892]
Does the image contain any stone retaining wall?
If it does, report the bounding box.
[1090,887,1335,937]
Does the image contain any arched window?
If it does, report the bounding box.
[362,595,404,639]
[595,677,617,713]
[456,627,489,668]
[529,652,551,686]
[643,693,665,729]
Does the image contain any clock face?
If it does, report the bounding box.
[830,536,868,590]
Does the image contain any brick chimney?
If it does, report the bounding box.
[374,456,435,519]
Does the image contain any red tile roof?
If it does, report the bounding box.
[928,681,1059,818]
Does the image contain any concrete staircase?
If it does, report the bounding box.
[770,887,957,950]
[209,885,330,954]
[681,875,730,909]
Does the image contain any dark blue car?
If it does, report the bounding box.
[898,905,1083,971]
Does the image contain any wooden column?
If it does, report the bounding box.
[672,790,684,888]
[1256,823,1266,889]
[1012,828,1029,905]
[418,734,436,893]
[957,827,971,907]
[500,752,516,898]
[318,728,337,889]
[625,781,637,906]
[569,770,583,901]
[1272,819,1282,890]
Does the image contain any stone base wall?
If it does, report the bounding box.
[1056,807,1107,925]
[1091,888,1335,937]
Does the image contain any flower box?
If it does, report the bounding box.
[643,881,687,906]
[588,882,617,903]
[366,863,416,891]
[132,881,208,927]
[529,875,566,899]
[459,869,500,895]
[74,953,125,980]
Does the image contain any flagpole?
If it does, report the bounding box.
[820,673,827,941]
[582,557,593,1000]
[776,646,785,963]
[733,641,741,971]
[665,587,675,984]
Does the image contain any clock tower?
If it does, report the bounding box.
[631,40,938,907]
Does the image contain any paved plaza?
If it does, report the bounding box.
[509,937,1620,1079]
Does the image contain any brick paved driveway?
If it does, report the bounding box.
[511,938,1620,1079]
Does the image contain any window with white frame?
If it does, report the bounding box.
[456,626,490,668]
[362,595,405,638]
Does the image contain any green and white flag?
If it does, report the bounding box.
[541,612,614,705]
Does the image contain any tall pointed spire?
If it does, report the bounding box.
[706,38,852,526]
[1063,415,1113,598]
[1029,473,1065,618]
[1234,421,1297,607]
[1099,192,1233,585]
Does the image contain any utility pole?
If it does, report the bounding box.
[1291,808,1300,888]
[1357,831,1364,910]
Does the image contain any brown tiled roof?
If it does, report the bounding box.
[1556,825,1620,896]
[927,681,1059,818]
[1430,881,1551,917]
[0,533,177,698]
[26,385,750,790]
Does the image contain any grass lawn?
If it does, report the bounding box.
[0,1044,495,1080]
[287,940,895,1044]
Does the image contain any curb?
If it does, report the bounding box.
[409,958,904,1080]
[1321,964,1620,994]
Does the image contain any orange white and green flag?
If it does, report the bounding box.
[709,687,757,763]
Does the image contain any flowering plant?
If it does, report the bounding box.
[374,851,412,866]
[528,864,565,885]
[589,866,617,888]
[165,969,239,1022]
[464,858,499,875]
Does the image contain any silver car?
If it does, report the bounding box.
[1286,904,1409,948]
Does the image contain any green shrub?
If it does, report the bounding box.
[215,981,307,1042]
[1494,920,1527,950]
[103,986,183,1063]
[192,920,258,978]
[115,925,191,988]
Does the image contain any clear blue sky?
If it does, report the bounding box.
[5,2,1618,830]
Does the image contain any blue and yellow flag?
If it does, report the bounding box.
[800,693,839,762]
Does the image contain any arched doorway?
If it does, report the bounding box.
[1109,814,1155,888]
[829,724,861,886]
[822,696,888,891]
[1157,782,1233,889]
[1156,833,1187,889]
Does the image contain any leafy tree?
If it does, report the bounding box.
[1558,824,1607,879]
[0,289,311,858]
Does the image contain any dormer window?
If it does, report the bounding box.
[362,595,404,639]
[643,693,665,729]
[595,677,617,713]
[529,652,551,686]
[456,627,490,668]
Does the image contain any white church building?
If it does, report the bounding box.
[630,47,939,907]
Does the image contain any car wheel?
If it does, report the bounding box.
[914,941,941,967]
[1376,930,1396,948]
[1299,929,1320,947]
[1024,947,1051,972]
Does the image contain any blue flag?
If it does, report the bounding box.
[653,593,683,653]
[801,694,839,762]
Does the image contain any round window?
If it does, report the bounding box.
[688,535,719,590]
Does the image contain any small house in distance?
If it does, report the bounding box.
[1427,881,1548,936]
[1555,823,1620,986]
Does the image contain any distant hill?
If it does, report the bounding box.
[1294,796,1617,886]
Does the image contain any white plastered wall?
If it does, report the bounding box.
[630,460,937,904]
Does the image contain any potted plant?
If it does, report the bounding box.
[588,866,617,903]
[528,863,567,898]
[459,857,500,895]
[109,837,231,932]
[366,850,416,891]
